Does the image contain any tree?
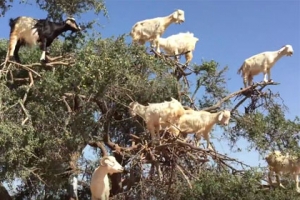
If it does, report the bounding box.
[0,1,299,199]
[0,0,107,20]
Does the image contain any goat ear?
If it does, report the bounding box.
[173,11,178,18]
[100,157,109,166]
[218,112,224,122]
[104,159,114,167]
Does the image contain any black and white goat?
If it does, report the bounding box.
[7,16,81,63]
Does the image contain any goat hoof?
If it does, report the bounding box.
[40,59,47,64]
[8,56,15,62]
[8,56,21,64]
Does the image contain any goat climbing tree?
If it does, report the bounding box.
[0,3,299,200]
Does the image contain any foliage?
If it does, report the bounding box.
[0,1,299,199]
[229,93,300,155]
[0,0,107,20]
[181,169,300,200]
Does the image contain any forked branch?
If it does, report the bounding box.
[202,81,280,112]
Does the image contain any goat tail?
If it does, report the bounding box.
[237,62,245,75]
[9,18,15,28]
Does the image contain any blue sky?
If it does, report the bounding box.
[0,0,299,189]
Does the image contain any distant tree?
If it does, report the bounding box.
[0,0,107,20]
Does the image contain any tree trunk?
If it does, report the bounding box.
[0,183,12,200]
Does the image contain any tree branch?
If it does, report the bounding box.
[0,183,12,200]
[201,81,280,112]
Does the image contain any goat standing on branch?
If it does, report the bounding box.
[237,45,293,88]
[128,101,169,137]
[154,31,199,65]
[130,9,185,53]
[90,156,124,200]
[169,109,231,150]
[129,98,185,144]
[6,16,81,63]
[265,150,300,193]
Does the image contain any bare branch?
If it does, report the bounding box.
[62,96,73,113]
[202,81,280,112]
[176,164,192,189]
[7,61,41,77]
[19,100,30,126]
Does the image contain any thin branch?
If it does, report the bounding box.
[7,61,41,77]
[150,49,190,58]
[7,59,74,69]
[62,96,73,113]
[202,81,280,112]
[23,166,47,186]
[176,164,192,189]
[19,100,30,125]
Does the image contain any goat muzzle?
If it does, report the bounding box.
[177,20,184,24]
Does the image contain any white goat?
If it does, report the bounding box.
[169,109,231,150]
[128,101,147,121]
[129,98,185,143]
[265,150,300,192]
[237,45,294,88]
[155,32,199,65]
[130,9,185,53]
[90,156,124,200]
[71,176,78,200]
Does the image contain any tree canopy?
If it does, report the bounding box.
[0,1,299,200]
[0,0,107,19]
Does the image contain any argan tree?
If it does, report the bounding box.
[0,1,299,200]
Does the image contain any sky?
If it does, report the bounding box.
[0,0,299,192]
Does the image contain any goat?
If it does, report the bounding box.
[154,32,199,65]
[6,16,81,63]
[265,150,300,192]
[90,155,124,200]
[129,98,185,144]
[169,109,231,150]
[128,100,180,137]
[237,45,293,88]
[128,101,148,121]
[130,9,185,53]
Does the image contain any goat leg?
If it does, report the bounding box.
[13,41,22,64]
[263,72,268,83]
[275,173,285,189]
[40,39,47,63]
[294,174,300,193]
[8,34,18,62]
[267,170,273,187]
[267,70,274,83]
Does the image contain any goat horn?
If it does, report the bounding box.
[66,17,76,21]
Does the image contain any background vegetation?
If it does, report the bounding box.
[0,1,299,199]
